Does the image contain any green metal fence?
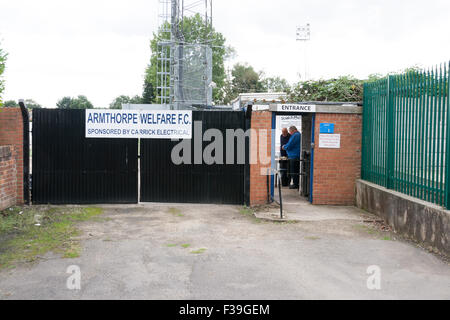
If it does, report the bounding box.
[362,62,450,208]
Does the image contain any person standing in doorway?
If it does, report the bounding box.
[282,126,301,190]
[280,128,291,187]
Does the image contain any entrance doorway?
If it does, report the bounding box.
[271,112,315,204]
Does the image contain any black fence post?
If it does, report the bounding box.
[18,100,30,205]
[244,108,252,207]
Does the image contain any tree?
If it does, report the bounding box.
[221,63,266,104]
[4,100,18,107]
[262,76,291,94]
[24,99,42,109]
[56,97,73,109]
[4,99,42,108]
[220,64,292,105]
[231,63,265,94]
[220,71,235,105]
[109,95,143,109]
[57,95,94,109]
[0,44,7,107]
[142,82,155,104]
[144,14,233,105]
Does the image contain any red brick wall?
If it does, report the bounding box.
[0,146,18,210]
[0,108,24,208]
[250,111,272,206]
[312,113,362,205]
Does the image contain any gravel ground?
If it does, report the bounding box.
[0,203,449,300]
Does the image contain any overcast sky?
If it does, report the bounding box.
[1,0,449,108]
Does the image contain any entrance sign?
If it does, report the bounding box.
[319,134,341,149]
[86,110,192,139]
[277,104,316,113]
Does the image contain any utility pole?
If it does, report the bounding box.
[296,23,311,81]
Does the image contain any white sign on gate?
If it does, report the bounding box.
[85,110,192,139]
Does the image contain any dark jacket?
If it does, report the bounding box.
[280,133,291,157]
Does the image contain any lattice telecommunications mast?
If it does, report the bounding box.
[157,0,213,110]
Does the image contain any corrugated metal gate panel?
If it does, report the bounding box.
[32,109,138,204]
[140,111,246,205]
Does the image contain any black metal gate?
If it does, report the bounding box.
[32,109,248,205]
[140,111,249,205]
[32,109,138,204]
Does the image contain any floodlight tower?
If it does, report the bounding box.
[296,23,311,81]
[157,0,172,106]
[157,0,213,109]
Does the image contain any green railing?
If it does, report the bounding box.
[362,62,450,208]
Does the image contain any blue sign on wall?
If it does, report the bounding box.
[320,123,335,134]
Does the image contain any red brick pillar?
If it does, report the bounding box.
[312,113,362,205]
[250,111,272,206]
[0,146,18,210]
[0,108,24,206]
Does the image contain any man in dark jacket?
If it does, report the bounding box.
[279,128,291,186]
[282,126,301,189]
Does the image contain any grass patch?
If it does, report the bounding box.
[353,223,391,239]
[167,244,177,248]
[273,220,298,225]
[240,206,297,225]
[0,206,103,270]
[63,245,81,259]
[181,244,191,249]
[191,248,207,254]
[353,224,375,234]
[305,236,321,240]
[239,206,254,217]
[168,208,184,217]
[168,208,181,215]
[239,207,267,224]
